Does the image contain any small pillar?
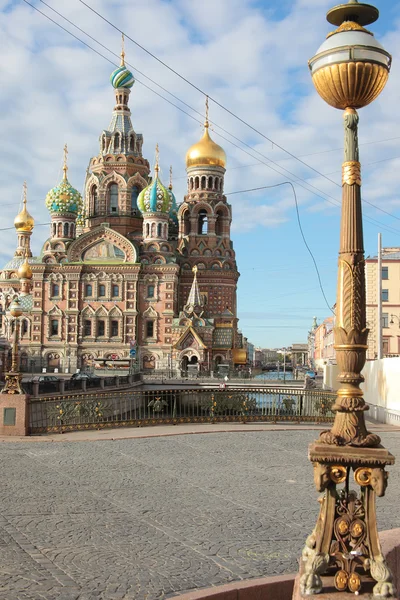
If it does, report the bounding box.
[0,393,29,436]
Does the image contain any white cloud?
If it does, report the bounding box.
[0,0,398,273]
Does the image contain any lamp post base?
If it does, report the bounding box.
[1,371,24,395]
[297,444,396,597]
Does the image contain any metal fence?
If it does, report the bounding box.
[29,387,336,434]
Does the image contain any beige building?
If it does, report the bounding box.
[366,248,400,360]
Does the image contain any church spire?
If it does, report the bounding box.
[185,266,203,310]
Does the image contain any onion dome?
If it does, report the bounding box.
[110,65,135,89]
[186,99,226,169]
[186,122,226,169]
[14,182,34,232]
[18,256,32,280]
[137,146,172,214]
[110,35,135,89]
[45,145,83,215]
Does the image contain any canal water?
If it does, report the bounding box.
[255,370,295,382]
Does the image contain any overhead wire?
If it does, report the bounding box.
[27,0,400,230]
[76,0,400,212]
[14,0,400,290]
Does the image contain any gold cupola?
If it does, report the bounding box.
[17,253,33,280]
[14,182,34,232]
[185,97,226,169]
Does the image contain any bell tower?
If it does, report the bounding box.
[178,98,239,320]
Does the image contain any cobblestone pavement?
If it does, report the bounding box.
[1,429,400,600]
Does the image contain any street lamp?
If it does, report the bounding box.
[1,298,24,394]
[298,1,396,597]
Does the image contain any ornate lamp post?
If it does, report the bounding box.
[1,298,24,394]
[298,1,396,597]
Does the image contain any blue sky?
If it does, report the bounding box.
[0,0,400,348]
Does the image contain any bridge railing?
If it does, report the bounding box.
[29,387,336,434]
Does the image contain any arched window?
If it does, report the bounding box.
[97,320,105,337]
[183,211,190,235]
[198,209,208,235]
[146,321,154,338]
[157,223,162,237]
[114,133,120,151]
[130,135,135,152]
[147,285,155,298]
[146,223,150,237]
[131,186,139,211]
[63,223,69,237]
[215,210,223,236]
[190,178,194,191]
[112,285,119,298]
[22,319,28,335]
[85,284,92,297]
[50,319,59,336]
[201,176,206,189]
[84,320,92,337]
[92,185,98,215]
[208,176,213,189]
[53,223,56,237]
[70,224,75,238]
[52,283,60,297]
[111,320,119,337]
[57,222,62,237]
[151,223,156,238]
[99,284,106,297]
[195,176,199,190]
[109,183,118,214]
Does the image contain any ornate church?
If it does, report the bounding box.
[0,48,245,374]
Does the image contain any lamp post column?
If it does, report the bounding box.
[296,1,396,597]
[1,299,24,394]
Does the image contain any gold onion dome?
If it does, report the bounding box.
[14,183,34,232]
[186,122,226,169]
[18,257,33,280]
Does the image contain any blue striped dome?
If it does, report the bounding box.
[168,188,178,226]
[137,175,172,214]
[110,65,135,89]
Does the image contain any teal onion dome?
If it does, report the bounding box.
[45,175,83,216]
[110,65,135,89]
[168,187,178,226]
[137,173,172,214]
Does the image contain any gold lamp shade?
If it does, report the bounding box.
[311,61,389,110]
[309,23,391,110]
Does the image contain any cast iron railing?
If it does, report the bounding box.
[29,387,336,434]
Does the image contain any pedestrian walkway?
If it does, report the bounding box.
[0,428,399,600]
[1,419,398,444]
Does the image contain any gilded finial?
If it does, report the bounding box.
[205,96,209,128]
[120,33,125,66]
[14,181,35,232]
[63,144,68,181]
[169,165,173,190]
[22,181,27,207]
[192,265,198,275]
[155,143,160,177]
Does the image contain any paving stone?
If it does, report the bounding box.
[0,430,399,599]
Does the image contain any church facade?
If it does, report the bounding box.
[0,52,245,375]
